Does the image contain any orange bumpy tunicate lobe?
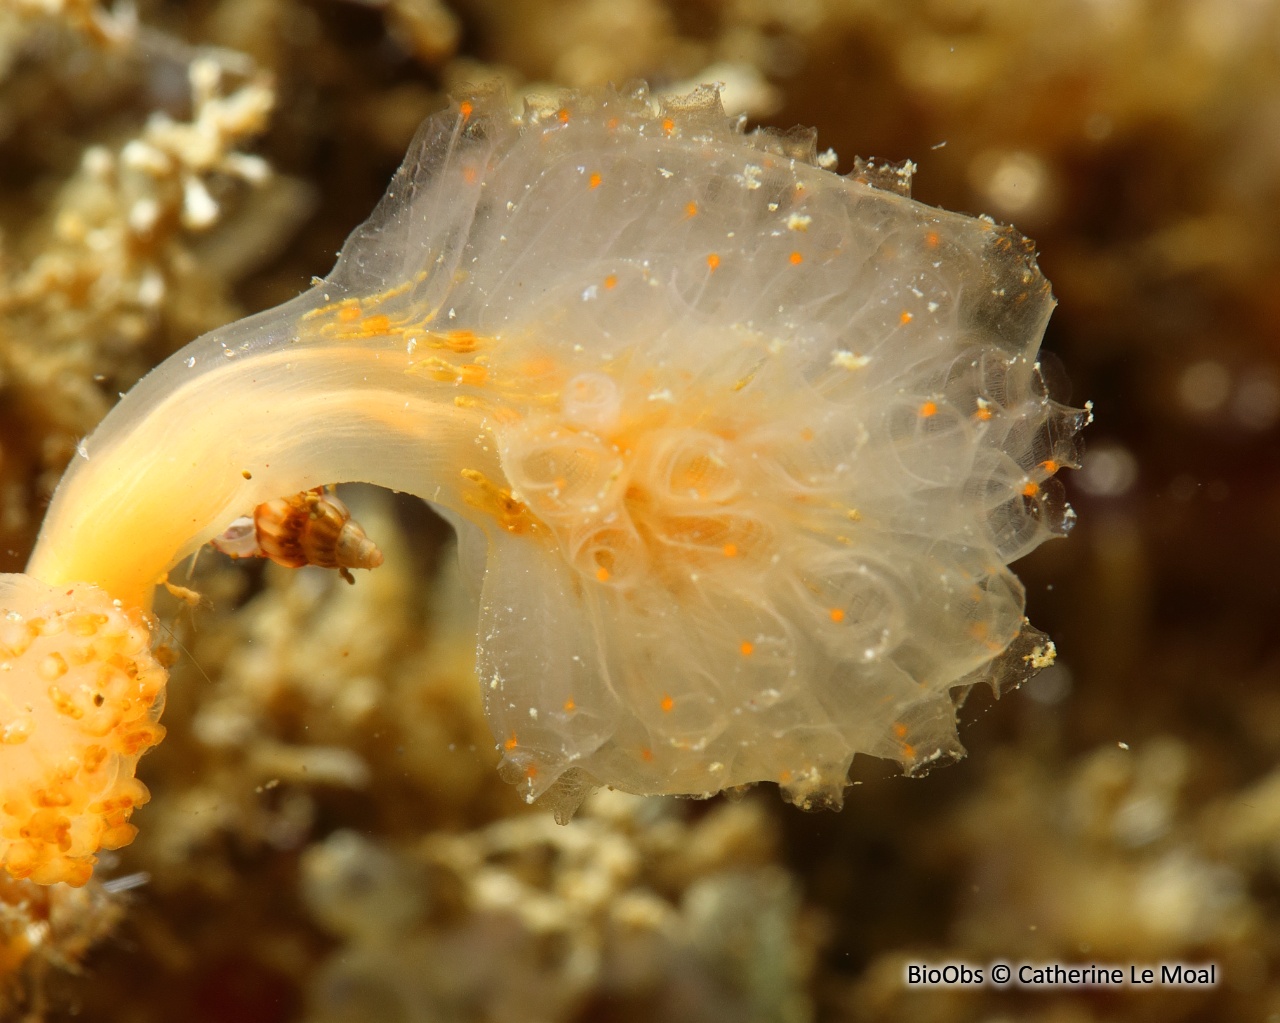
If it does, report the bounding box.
[295,84,1087,811]
[0,577,165,885]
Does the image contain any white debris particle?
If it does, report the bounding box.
[181,176,219,230]
[1023,640,1057,670]
[128,197,160,233]
[832,350,871,370]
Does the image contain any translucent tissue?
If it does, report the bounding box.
[0,83,1088,882]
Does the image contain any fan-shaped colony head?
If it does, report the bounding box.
[1,84,1089,886]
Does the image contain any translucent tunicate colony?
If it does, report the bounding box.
[0,83,1088,883]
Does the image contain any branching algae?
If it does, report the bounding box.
[0,84,1089,885]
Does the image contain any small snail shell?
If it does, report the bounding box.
[211,488,384,583]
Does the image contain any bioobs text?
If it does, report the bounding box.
[905,964,985,986]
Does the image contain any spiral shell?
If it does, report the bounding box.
[212,488,384,582]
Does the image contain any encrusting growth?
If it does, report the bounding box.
[0,83,1089,885]
[0,578,166,886]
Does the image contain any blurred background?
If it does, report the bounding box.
[1,1,1278,1020]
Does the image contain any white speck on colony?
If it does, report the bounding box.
[832,351,870,370]
[185,357,196,368]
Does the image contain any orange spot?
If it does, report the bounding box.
[662,117,675,135]
[1040,459,1060,473]
[902,743,916,759]
[660,694,674,713]
[525,764,539,780]
[504,732,518,751]
[596,566,611,582]
[706,253,720,271]
[603,274,618,290]
[589,172,602,189]
[800,427,815,442]
[893,722,908,738]
[722,543,738,558]
[919,401,938,418]
[974,406,993,421]
[829,608,845,623]
[557,107,570,124]
[779,769,793,783]
[463,166,478,185]
[564,697,576,713]
[459,364,488,387]
[1022,481,1040,497]
[35,787,71,808]
[685,201,698,218]
[362,314,390,333]
[605,117,620,130]
[640,747,654,762]
[740,641,754,657]
[458,100,473,121]
[789,251,804,265]
[337,303,361,322]
[969,621,989,640]
[47,685,80,718]
[899,310,913,325]
[925,230,940,248]
[447,329,478,352]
